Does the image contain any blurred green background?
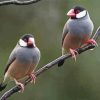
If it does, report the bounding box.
[0,0,100,100]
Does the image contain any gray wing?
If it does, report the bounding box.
[4,46,17,75]
[62,22,69,45]
[58,22,69,67]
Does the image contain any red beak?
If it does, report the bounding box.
[67,9,76,17]
[27,38,33,45]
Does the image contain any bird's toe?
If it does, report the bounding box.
[69,48,78,61]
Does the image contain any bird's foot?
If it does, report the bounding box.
[14,79,24,93]
[29,74,36,84]
[86,39,98,46]
[69,48,78,61]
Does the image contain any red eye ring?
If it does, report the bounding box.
[23,38,27,42]
[75,10,80,14]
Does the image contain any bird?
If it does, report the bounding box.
[0,34,41,92]
[58,6,97,66]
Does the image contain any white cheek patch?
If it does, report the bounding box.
[19,39,27,47]
[76,10,87,18]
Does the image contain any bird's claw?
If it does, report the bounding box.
[69,48,78,61]
[29,74,36,84]
[14,79,24,93]
[17,83,24,93]
[86,39,98,46]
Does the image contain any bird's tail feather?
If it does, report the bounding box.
[0,76,7,91]
[58,48,66,67]
[58,59,65,67]
[0,83,7,91]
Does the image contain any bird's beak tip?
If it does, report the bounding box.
[67,9,76,17]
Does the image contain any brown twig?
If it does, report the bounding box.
[0,0,42,6]
[0,26,100,100]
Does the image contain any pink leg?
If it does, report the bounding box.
[86,39,98,46]
[14,79,24,93]
[69,48,78,61]
[28,74,36,84]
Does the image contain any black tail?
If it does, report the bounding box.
[0,83,7,91]
[58,59,65,67]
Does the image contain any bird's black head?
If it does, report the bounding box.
[19,34,36,48]
[74,6,85,13]
[67,6,87,19]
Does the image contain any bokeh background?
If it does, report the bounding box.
[0,0,100,100]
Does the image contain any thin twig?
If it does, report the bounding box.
[0,26,100,100]
[0,0,42,6]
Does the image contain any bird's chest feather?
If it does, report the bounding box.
[7,60,35,80]
[63,33,89,51]
[6,48,38,80]
[16,48,34,63]
[67,18,93,36]
[16,47,40,65]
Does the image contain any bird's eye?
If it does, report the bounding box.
[23,38,27,42]
[75,10,80,14]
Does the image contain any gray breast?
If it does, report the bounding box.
[67,15,94,38]
[16,47,40,65]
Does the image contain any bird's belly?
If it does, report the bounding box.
[63,33,89,52]
[6,60,35,80]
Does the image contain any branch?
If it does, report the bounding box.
[0,26,100,100]
[0,0,42,6]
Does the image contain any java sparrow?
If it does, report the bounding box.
[58,6,97,66]
[0,34,41,92]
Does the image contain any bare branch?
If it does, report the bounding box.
[0,26,100,100]
[0,0,42,6]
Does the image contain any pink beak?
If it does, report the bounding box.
[28,38,33,45]
[67,9,76,17]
